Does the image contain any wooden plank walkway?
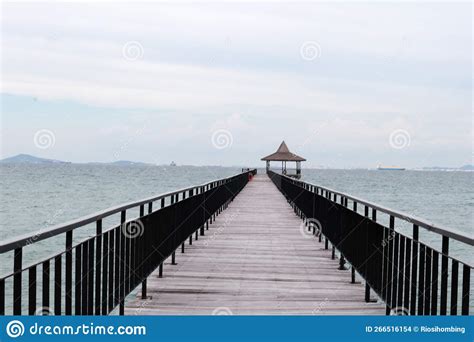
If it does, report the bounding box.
[126,174,385,315]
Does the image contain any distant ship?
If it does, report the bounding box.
[377,165,405,171]
[170,161,177,167]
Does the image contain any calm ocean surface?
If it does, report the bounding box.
[0,165,472,311]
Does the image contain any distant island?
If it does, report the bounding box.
[0,154,69,164]
[0,154,472,171]
[0,154,153,166]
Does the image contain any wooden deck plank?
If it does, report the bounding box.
[126,174,385,315]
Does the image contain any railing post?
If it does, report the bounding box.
[119,210,126,316]
[158,198,165,277]
[339,197,346,270]
[385,215,395,314]
[171,195,177,265]
[440,236,449,315]
[28,266,36,315]
[95,220,102,315]
[410,224,419,315]
[65,230,73,315]
[201,188,206,235]
[461,265,470,315]
[171,252,177,265]
[364,206,371,303]
[0,278,4,315]
[141,203,150,300]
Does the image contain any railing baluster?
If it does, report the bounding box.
[108,229,115,313]
[431,250,439,315]
[424,247,431,314]
[101,231,109,315]
[54,255,62,315]
[114,225,120,309]
[417,244,425,315]
[43,259,50,315]
[87,237,94,315]
[410,225,419,315]
[403,238,411,311]
[28,266,36,315]
[75,244,82,315]
[13,247,22,315]
[397,235,405,309]
[81,241,88,315]
[450,260,458,315]
[461,265,470,315]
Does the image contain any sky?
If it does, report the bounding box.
[0,1,472,168]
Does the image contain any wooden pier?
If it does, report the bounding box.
[1,168,470,316]
[126,174,385,315]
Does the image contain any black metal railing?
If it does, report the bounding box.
[268,171,472,315]
[0,169,257,315]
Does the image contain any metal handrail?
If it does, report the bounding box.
[0,169,257,316]
[268,170,472,315]
[0,170,256,254]
[269,171,474,246]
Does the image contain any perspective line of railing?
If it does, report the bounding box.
[267,170,472,316]
[0,169,257,316]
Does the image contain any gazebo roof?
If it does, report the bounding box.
[261,141,306,162]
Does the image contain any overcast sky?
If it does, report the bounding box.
[0,1,472,168]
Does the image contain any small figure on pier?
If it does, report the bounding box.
[261,141,306,179]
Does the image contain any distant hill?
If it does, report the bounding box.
[0,154,69,164]
[108,160,153,166]
[0,154,154,166]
